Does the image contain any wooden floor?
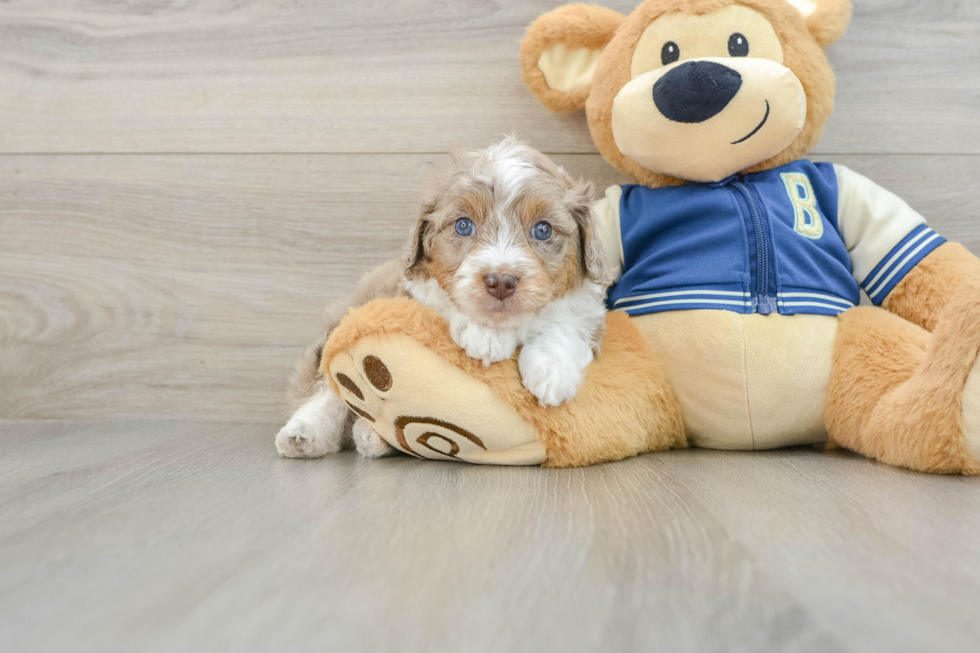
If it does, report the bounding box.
[3,1,980,651]
[2,420,979,653]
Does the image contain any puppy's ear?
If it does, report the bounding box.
[567,178,610,287]
[405,197,436,274]
[786,0,852,47]
[521,4,624,113]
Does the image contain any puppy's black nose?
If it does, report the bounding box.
[485,273,518,300]
[653,61,742,124]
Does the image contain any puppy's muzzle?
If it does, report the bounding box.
[653,61,743,124]
[485,273,518,300]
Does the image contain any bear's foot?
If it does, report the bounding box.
[326,329,547,465]
[319,298,686,468]
[828,300,980,475]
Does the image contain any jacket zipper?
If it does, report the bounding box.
[731,181,774,315]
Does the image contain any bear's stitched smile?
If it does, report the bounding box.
[731,100,770,145]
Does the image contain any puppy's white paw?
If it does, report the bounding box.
[519,345,587,407]
[275,388,348,458]
[450,314,517,366]
[275,420,339,458]
[353,419,395,459]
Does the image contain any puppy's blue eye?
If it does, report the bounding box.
[455,217,475,237]
[532,221,553,241]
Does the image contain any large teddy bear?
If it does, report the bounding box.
[324,0,980,474]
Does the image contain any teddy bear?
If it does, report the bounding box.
[322,0,980,474]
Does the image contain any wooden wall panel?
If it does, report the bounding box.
[0,0,977,154]
[2,153,978,421]
[2,1,980,421]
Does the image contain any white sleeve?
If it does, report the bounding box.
[835,164,946,305]
[593,185,624,283]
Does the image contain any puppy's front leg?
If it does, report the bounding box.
[519,335,593,407]
[449,312,518,366]
[518,283,606,406]
[275,386,349,458]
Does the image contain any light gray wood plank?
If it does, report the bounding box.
[0,0,977,155]
[1,420,978,652]
[0,153,625,422]
[3,153,979,422]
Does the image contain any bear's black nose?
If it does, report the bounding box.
[653,61,743,124]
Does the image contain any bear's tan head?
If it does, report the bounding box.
[521,0,852,186]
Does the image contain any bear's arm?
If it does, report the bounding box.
[592,185,625,283]
[882,242,980,332]
[832,164,980,330]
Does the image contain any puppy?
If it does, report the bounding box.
[276,138,611,460]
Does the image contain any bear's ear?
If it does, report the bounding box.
[786,0,852,47]
[520,4,625,113]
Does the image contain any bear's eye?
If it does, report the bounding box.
[661,41,680,66]
[728,33,749,57]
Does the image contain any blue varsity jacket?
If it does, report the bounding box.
[606,160,946,317]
